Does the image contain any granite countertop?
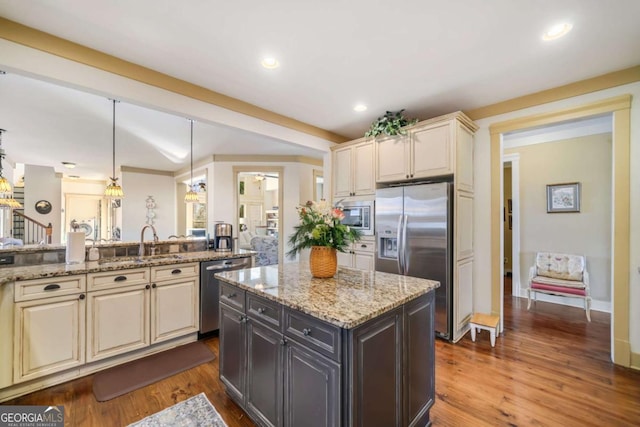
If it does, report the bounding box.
[0,250,254,285]
[216,263,439,329]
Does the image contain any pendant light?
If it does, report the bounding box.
[0,129,12,194]
[184,119,199,203]
[104,99,124,198]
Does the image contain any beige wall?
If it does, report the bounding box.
[505,133,612,304]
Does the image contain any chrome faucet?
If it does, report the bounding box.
[139,225,159,257]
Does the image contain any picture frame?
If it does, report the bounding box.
[35,200,52,214]
[547,182,581,213]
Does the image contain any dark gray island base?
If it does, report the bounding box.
[215,263,439,427]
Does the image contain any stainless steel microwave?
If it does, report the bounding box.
[339,200,374,235]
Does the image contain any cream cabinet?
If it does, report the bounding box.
[13,276,86,383]
[150,263,200,344]
[86,263,199,362]
[375,112,476,186]
[332,138,375,198]
[337,237,376,271]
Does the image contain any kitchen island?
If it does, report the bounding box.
[216,263,439,427]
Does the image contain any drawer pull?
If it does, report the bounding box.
[360,244,368,248]
[303,328,312,336]
[227,292,237,299]
[171,269,182,275]
[43,284,61,291]
[79,294,85,300]
[114,276,127,282]
[257,307,266,314]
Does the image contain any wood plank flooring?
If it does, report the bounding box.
[5,285,640,426]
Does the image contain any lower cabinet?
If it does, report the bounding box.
[14,293,86,384]
[219,282,435,427]
[337,238,376,271]
[87,263,199,363]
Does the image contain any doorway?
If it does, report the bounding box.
[490,95,631,365]
[233,166,283,261]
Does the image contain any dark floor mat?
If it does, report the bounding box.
[93,341,215,402]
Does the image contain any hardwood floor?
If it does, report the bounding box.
[4,285,640,426]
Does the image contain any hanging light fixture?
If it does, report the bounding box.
[184,119,199,203]
[104,100,124,198]
[0,129,12,195]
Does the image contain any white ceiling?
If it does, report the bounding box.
[0,0,639,180]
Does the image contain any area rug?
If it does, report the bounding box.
[93,341,215,402]
[128,392,228,427]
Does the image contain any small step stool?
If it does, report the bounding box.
[469,313,500,347]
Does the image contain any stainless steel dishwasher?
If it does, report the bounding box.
[200,257,252,334]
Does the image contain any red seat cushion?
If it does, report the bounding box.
[531,282,587,296]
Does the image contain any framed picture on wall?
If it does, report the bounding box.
[547,182,581,213]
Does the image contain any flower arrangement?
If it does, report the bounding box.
[364,109,418,138]
[286,200,362,259]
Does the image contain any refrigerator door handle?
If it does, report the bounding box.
[403,214,409,275]
[396,214,404,274]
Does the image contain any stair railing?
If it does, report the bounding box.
[13,211,52,244]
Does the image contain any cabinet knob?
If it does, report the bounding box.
[280,337,288,346]
[238,315,247,323]
[302,328,312,336]
[257,307,266,314]
[145,284,150,290]
[406,174,409,179]
[152,283,157,288]
[78,294,85,300]
[411,174,414,178]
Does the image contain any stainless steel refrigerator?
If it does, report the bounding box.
[375,182,452,340]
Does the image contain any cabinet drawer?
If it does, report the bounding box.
[284,309,342,361]
[247,293,281,329]
[353,239,375,254]
[151,262,199,281]
[15,275,86,302]
[88,268,150,292]
[220,281,245,311]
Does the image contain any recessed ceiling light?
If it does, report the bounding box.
[542,22,573,41]
[261,57,280,69]
[62,162,76,169]
[354,104,368,112]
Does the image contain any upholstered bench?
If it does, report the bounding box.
[527,252,591,321]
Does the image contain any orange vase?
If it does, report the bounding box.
[309,246,338,278]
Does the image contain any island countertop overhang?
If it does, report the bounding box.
[215,263,440,329]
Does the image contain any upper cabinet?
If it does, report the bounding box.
[332,138,375,199]
[375,112,477,187]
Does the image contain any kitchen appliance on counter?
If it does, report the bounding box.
[200,257,252,335]
[337,200,374,235]
[214,222,233,251]
[375,181,453,340]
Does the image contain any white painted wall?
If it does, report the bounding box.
[24,164,62,244]
[120,171,176,241]
[473,81,640,355]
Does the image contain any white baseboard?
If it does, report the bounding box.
[517,289,611,313]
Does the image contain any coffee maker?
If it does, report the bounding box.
[214,222,233,252]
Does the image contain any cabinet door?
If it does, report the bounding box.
[455,192,474,261]
[332,146,353,198]
[220,304,246,403]
[14,293,85,383]
[246,320,283,427]
[412,122,453,179]
[151,276,199,344]
[86,285,150,362]
[353,140,375,195]
[336,250,353,268]
[349,307,402,427]
[284,339,340,427]
[404,293,435,427]
[456,123,475,193]
[376,135,409,183]
[455,257,474,332]
[353,251,375,271]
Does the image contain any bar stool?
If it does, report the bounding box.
[469,313,500,347]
